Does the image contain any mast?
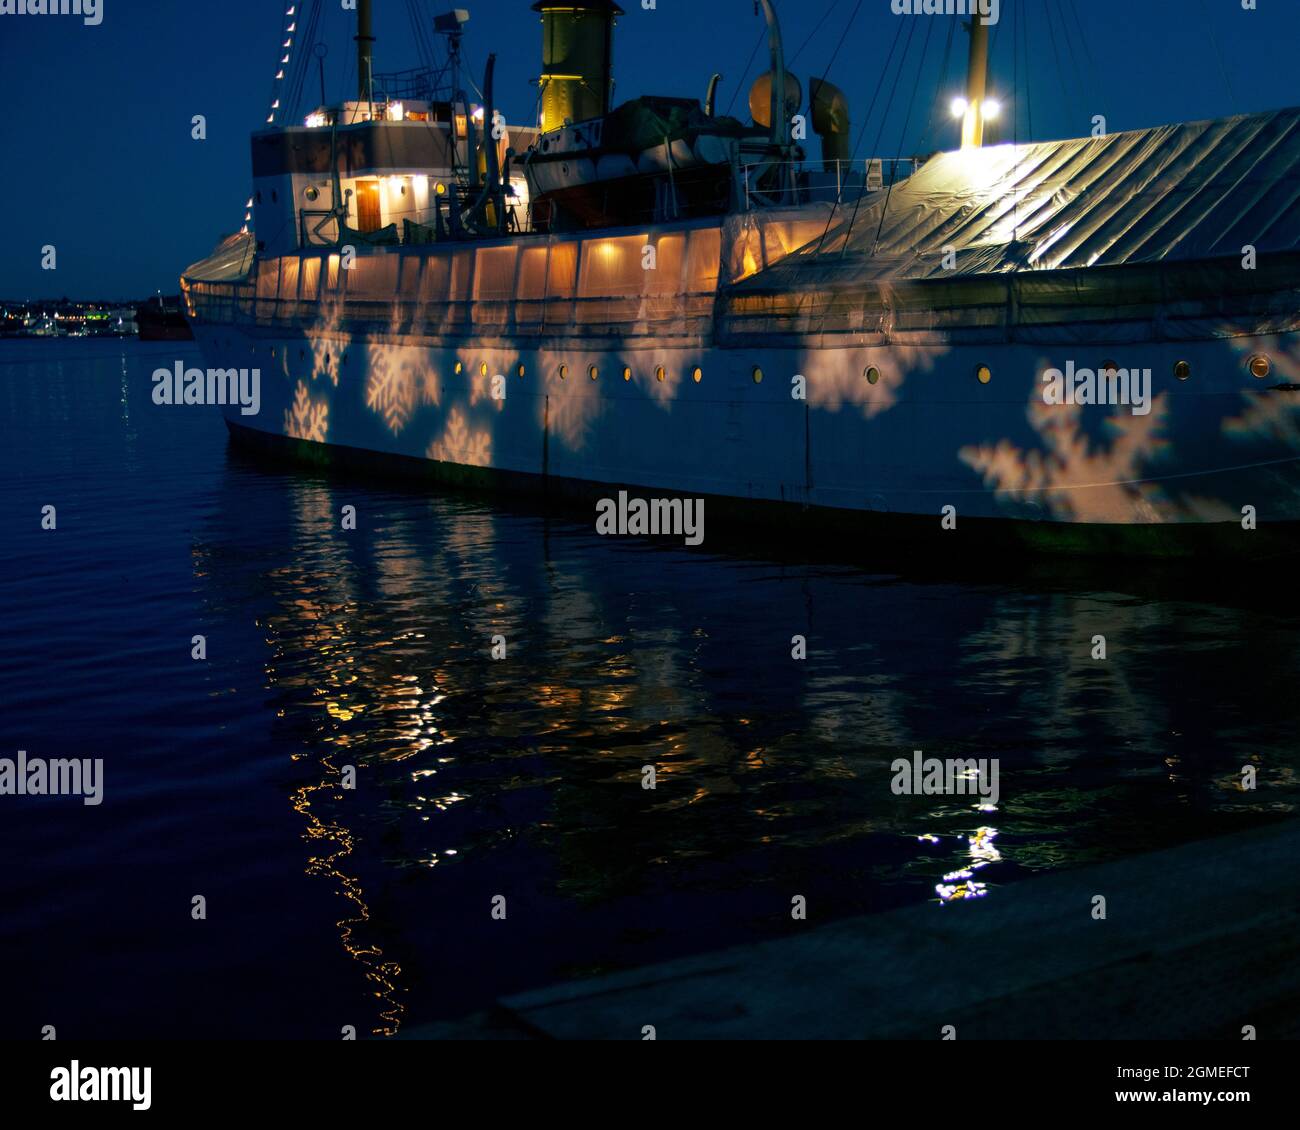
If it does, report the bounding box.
[356,0,376,108]
[757,0,795,200]
[961,15,990,149]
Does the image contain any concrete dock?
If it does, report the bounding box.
[406,818,1300,1040]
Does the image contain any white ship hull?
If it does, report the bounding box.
[190,316,1300,555]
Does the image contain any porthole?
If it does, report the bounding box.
[1101,359,1119,376]
[454,361,463,374]
[1175,360,1192,381]
[976,364,992,385]
[299,349,305,360]
[304,186,319,202]
[480,361,489,377]
[865,366,880,385]
[559,364,568,380]
[691,367,703,384]
[589,364,599,381]
[752,367,764,384]
[517,363,526,378]
[1249,354,1271,379]
[623,366,633,382]
[655,365,666,383]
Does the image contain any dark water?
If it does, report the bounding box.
[1,338,1296,1039]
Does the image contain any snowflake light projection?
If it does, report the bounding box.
[426,407,491,467]
[364,344,439,435]
[960,390,1172,523]
[285,380,329,443]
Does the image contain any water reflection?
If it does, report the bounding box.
[218,447,1300,1030]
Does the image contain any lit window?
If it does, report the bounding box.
[865,366,880,385]
[455,361,463,374]
[589,365,599,381]
[655,366,666,382]
[976,365,992,385]
[1175,361,1192,381]
[623,366,633,382]
[480,361,489,377]
[1249,355,1271,379]
[559,364,568,380]
[752,367,763,384]
[692,367,703,384]
[518,363,526,378]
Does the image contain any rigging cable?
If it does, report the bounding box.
[812,0,865,92]
[724,23,768,119]
[866,14,935,257]
[789,0,840,66]
[810,14,909,253]
[1044,0,1080,137]
[832,16,918,255]
[917,15,957,155]
[1196,0,1239,109]
[1058,0,1094,132]
[285,0,325,120]
[262,1,302,127]
[1019,0,1034,143]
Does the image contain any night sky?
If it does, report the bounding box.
[0,0,1296,299]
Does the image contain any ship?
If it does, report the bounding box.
[136,295,195,341]
[181,0,1300,557]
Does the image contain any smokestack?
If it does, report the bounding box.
[356,0,376,105]
[533,0,624,135]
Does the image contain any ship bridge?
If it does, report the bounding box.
[250,101,538,257]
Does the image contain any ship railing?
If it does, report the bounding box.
[183,281,716,339]
[740,157,922,211]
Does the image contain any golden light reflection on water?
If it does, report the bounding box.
[290,756,405,1036]
[224,460,1300,1027]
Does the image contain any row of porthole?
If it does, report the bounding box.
[556,364,705,384]
[893,356,1275,385]
[250,345,1275,384]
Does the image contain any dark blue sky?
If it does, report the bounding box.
[0,0,1296,299]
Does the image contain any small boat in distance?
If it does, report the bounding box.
[181,1,1300,557]
[137,295,194,342]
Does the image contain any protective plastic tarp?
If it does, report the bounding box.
[736,107,1300,288]
[724,107,1300,339]
[183,231,256,283]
